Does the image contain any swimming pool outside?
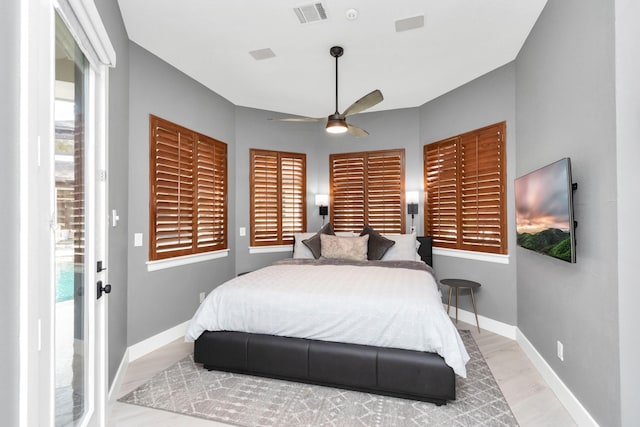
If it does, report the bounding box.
[56,261,75,303]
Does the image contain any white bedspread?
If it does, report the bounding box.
[185,262,470,377]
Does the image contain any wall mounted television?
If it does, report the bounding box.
[515,158,577,263]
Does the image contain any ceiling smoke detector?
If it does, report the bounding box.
[293,3,327,24]
[345,8,358,21]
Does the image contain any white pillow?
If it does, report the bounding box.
[380,232,422,261]
[293,232,317,259]
[320,234,369,261]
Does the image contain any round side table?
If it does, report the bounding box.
[440,278,481,332]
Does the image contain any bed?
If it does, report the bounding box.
[186,234,469,405]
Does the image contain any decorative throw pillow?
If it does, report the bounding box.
[293,232,317,259]
[359,225,395,260]
[302,223,335,259]
[380,231,421,261]
[320,234,369,261]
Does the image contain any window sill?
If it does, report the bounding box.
[147,249,229,271]
[249,245,293,254]
[433,247,509,264]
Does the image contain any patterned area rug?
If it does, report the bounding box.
[119,331,518,426]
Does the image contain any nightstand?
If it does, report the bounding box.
[440,278,481,332]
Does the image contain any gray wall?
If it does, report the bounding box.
[515,1,620,426]
[419,63,518,325]
[233,106,423,274]
[234,73,518,329]
[94,0,130,386]
[126,43,237,345]
[315,108,422,218]
[234,106,321,273]
[615,0,640,424]
[0,0,21,423]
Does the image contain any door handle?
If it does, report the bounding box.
[97,280,112,300]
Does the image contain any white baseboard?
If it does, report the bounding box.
[444,305,517,340]
[516,329,599,427]
[107,347,129,406]
[128,320,190,362]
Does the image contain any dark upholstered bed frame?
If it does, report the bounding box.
[194,236,456,405]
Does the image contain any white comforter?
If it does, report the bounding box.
[185,261,470,377]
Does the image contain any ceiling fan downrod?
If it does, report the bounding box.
[330,46,343,114]
[326,46,348,134]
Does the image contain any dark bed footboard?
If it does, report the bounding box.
[194,331,455,405]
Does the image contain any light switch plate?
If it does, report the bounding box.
[239,227,246,237]
[134,233,143,247]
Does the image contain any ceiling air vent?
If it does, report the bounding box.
[249,48,276,61]
[293,3,327,24]
[395,15,425,33]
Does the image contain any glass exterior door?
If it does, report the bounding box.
[54,13,90,426]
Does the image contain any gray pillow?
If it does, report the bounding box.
[302,223,335,259]
[359,225,395,260]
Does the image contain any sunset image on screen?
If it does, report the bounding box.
[515,159,573,262]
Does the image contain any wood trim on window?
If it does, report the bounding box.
[149,115,227,261]
[330,149,405,234]
[424,122,507,254]
[250,149,306,246]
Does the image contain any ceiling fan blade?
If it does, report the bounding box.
[342,89,384,117]
[268,117,324,122]
[347,123,369,138]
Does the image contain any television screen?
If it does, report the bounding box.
[515,158,576,263]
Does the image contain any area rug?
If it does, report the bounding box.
[119,331,518,426]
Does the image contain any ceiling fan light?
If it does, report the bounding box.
[326,114,348,134]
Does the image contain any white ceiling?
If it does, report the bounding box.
[118,0,547,119]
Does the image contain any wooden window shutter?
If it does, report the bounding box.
[366,150,405,233]
[330,149,405,234]
[424,138,459,249]
[250,149,306,246]
[149,115,227,260]
[424,122,507,254]
[195,133,227,252]
[280,154,306,242]
[459,124,506,253]
[330,153,366,233]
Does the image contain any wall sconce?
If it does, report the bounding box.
[315,194,329,224]
[406,191,419,230]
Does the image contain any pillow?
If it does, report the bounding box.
[380,232,422,262]
[302,223,335,259]
[293,232,317,259]
[359,225,395,260]
[320,234,369,261]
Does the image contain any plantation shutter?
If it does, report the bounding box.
[250,149,306,246]
[330,153,366,232]
[424,138,459,248]
[149,115,227,260]
[280,154,306,241]
[251,151,279,244]
[424,122,506,254]
[366,150,404,233]
[330,149,405,234]
[195,134,227,252]
[459,124,505,253]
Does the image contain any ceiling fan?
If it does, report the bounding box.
[270,46,383,137]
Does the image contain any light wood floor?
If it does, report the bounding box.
[108,321,577,426]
